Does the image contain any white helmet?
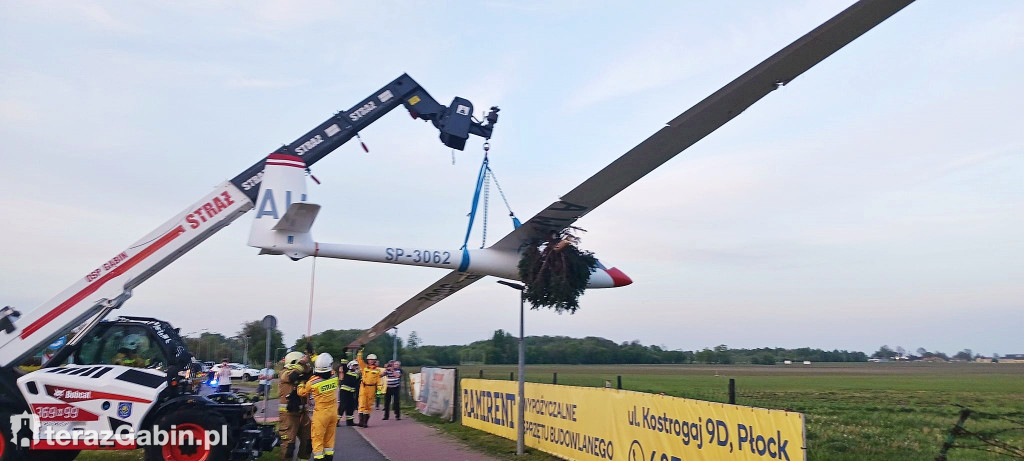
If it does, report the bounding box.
[347,360,359,371]
[284,351,304,366]
[314,352,333,373]
[366,353,378,361]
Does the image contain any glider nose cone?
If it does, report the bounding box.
[605,267,633,287]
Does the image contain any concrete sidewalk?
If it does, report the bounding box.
[252,398,280,423]
[354,415,499,461]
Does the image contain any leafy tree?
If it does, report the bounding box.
[185,333,240,363]
[191,326,881,367]
[873,345,895,359]
[712,344,734,364]
[407,331,421,348]
[238,320,285,367]
[289,329,397,366]
[488,330,521,364]
[953,349,974,361]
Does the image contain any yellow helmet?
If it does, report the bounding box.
[284,351,304,367]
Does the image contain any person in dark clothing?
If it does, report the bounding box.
[382,361,402,420]
[337,360,361,426]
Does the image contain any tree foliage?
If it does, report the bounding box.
[407,331,421,348]
[375,331,868,366]
[517,227,598,313]
[184,333,236,363]
[290,329,400,366]
[873,345,896,359]
[953,349,974,361]
[238,320,285,367]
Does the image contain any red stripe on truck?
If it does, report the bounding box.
[20,225,187,339]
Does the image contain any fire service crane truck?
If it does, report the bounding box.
[0,74,498,460]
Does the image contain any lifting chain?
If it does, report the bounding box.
[481,169,490,248]
[485,165,517,226]
[480,141,491,248]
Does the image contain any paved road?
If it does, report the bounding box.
[334,425,388,461]
[200,382,495,460]
[356,416,499,461]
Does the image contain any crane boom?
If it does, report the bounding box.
[0,74,498,368]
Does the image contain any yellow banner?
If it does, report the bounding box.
[461,379,804,461]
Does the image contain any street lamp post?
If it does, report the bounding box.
[497,280,526,456]
[199,328,209,362]
[243,334,251,367]
[261,316,277,424]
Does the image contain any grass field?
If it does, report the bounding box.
[428,362,1024,461]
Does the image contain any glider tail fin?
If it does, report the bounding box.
[247,154,320,260]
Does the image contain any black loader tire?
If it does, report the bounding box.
[144,406,229,461]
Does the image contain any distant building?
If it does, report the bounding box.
[975,356,994,363]
[1000,354,1024,363]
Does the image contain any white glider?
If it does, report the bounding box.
[245,153,633,344]
[336,0,916,346]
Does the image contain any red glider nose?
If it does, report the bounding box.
[604,267,633,287]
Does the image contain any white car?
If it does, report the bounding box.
[210,362,260,381]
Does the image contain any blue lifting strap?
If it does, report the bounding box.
[460,156,489,251]
[458,156,489,271]
[459,155,520,271]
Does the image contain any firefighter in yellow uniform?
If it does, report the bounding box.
[111,334,149,367]
[298,352,339,460]
[278,351,313,460]
[356,349,384,427]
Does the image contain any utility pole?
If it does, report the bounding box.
[392,327,399,362]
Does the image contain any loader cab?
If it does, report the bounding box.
[45,316,191,375]
[76,324,165,369]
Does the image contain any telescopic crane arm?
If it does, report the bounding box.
[230,74,498,203]
[0,74,498,369]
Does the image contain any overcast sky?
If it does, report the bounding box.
[1,1,1021,356]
